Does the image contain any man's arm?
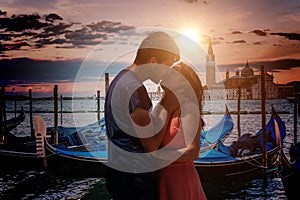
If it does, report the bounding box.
[131,105,171,152]
[130,84,178,152]
[150,101,202,161]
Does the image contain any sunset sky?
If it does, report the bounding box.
[0,0,299,97]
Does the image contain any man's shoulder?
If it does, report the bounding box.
[114,70,143,90]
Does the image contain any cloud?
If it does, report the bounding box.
[0,41,30,51]
[279,14,300,23]
[232,40,246,44]
[253,42,262,45]
[0,57,82,87]
[65,29,106,41]
[0,57,130,86]
[0,33,11,40]
[0,10,7,16]
[0,13,49,32]
[218,59,300,73]
[0,11,135,55]
[251,30,267,36]
[45,13,63,22]
[183,0,199,3]
[270,32,300,41]
[183,0,209,4]
[35,38,70,48]
[251,59,300,72]
[44,23,72,34]
[86,21,134,33]
[231,31,242,34]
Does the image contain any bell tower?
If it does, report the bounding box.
[206,39,216,86]
[226,69,229,79]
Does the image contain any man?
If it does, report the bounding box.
[104,31,180,200]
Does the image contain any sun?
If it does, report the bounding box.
[182,29,200,43]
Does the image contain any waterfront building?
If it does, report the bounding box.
[204,41,278,100]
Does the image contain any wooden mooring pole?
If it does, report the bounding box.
[0,87,4,143]
[60,95,63,125]
[1,87,6,126]
[294,88,298,145]
[29,89,34,139]
[105,73,109,151]
[97,90,101,124]
[14,99,17,118]
[54,85,58,145]
[237,86,241,137]
[261,66,267,167]
[105,73,109,97]
[261,65,268,188]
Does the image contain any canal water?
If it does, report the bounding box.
[1,99,297,199]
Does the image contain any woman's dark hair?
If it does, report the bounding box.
[133,48,179,65]
[172,62,203,116]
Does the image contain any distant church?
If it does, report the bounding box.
[203,40,278,100]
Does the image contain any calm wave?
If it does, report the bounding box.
[1,99,297,199]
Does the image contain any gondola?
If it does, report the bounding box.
[45,106,284,180]
[279,142,300,199]
[279,91,300,199]
[0,137,45,170]
[0,106,42,169]
[0,115,106,171]
[4,105,25,131]
[45,118,108,177]
[0,114,51,170]
[0,111,45,170]
[194,105,286,183]
[44,107,233,178]
[200,105,233,152]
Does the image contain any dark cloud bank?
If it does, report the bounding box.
[0,11,135,52]
[1,10,300,90]
[218,59,300,73]
[0,57,130,86]
[1,57,300,87]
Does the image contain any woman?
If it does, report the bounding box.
[157,62,207,200]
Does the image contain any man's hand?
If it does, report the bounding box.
[159,85,179,113]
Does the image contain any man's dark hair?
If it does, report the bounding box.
[134,48,179,65]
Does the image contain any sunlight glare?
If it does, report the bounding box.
[182,29,200,43]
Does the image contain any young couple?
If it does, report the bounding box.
[104,31,207,200]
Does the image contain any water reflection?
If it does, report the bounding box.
[1,99,296,199]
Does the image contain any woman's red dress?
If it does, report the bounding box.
[158,108,207,200]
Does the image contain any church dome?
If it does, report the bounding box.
[241,61,254,77]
